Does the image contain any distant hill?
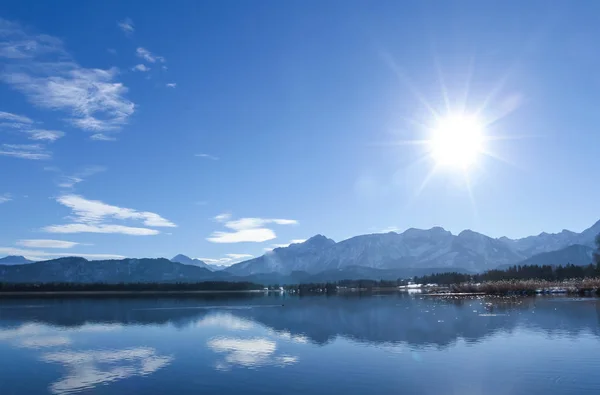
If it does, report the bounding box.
[170,254,212,270]
[0,255,33,265]
[0,257,232,283]
[498,244,595,270]
[171,254,226,271]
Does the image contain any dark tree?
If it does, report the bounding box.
[594,234,600,267]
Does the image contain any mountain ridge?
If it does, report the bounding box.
[225,219,600,275]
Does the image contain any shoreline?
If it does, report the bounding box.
[0,289,267,297]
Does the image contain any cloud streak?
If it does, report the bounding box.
[16,239,81,249]
[57,166,106,189]
[0,246,125,261]
[0,110,65,145]
[0,143,50,159]
[117,18,134,33]
[195,153,218,160]
[42,194,175,236]
[136,47,164,63]
[208,214,297,243]
[0,193,11,203]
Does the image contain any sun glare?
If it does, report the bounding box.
[429,115,484,169]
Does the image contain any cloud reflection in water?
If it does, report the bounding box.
[42,348,173,395]
[207,337,297,370]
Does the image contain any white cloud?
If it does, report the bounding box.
[17,239,80,249]
[43,223,159,236]
[90,133,117,141]
[208,215,298,243]
[214,213,231,222]
[136,47,164,63]
[0,193,11,203]
[198,253,253,266]
[57,166,106,189]
[27,129,64,141]
[166,83,176,88]
[42,348,172,395]
[132,64,150,72]
[0,110,33,124]
[0,246,125,261]
[195,153,218,160]
[117,18,134,33]
[42,194,175,236]
[0,111,64,144]
[0,143,50,159]
[0,18,135,133]
[208,228,276,243]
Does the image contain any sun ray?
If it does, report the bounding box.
[459,55,476,115]
[380,51,441,120]
[463,171,478,219]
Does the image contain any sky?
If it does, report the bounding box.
[1,0,600,264]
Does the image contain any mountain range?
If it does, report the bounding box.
[1,219,599,283]
[225,219,600,275]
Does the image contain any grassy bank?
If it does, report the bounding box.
[425,278,600,295]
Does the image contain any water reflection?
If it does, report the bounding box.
[0,295,600,395]
[42,348,173,395]
[207,337,297,370]
[1,295,599,349]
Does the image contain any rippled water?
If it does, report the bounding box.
[1,294,599,394]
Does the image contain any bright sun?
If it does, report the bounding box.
[429,115,484,169]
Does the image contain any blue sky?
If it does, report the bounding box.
[1,0,600,264]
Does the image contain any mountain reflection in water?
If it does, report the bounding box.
[1,294,600,395]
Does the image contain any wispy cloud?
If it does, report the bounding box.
[0,18,135,138]
[0,110,33,124]
[214,213,231,222]
[27,129,64,141]
[90,133,117,141]
[208,214,298,243]
[195,153,218,160]
[16,239,81,249]
[136,47,165,63]
[0,193,11,203]
[43,223,159,236]
[0,143,50,159]
[57,166,106,189]
[117,18,134,34]
[132,64,150,72]
[166,83,176,88]
[0,110,65,142]
[43,194,176,236]
[0,246,124,261]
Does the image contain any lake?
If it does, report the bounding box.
[1,293,599,394]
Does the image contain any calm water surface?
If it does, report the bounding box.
[1,294,599,394]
